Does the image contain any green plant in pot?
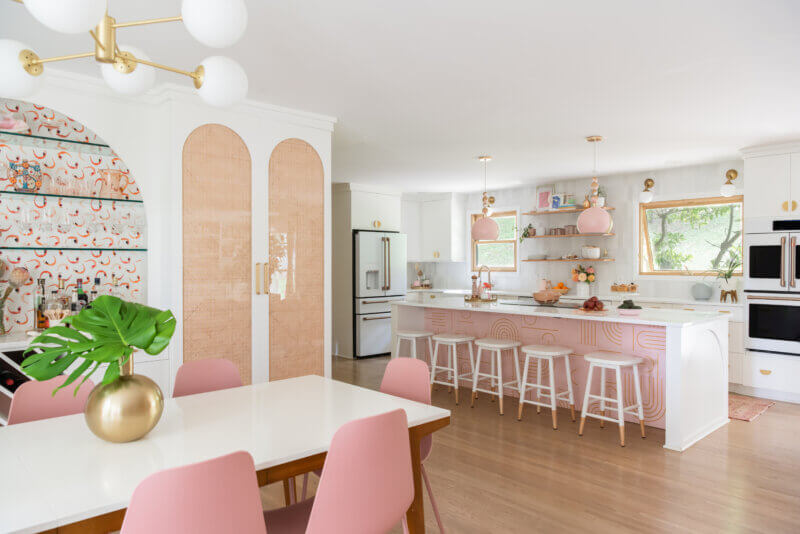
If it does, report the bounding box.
[22,296,176,443]
[715,256,741,291]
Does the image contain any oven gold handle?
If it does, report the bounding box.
[746,295,800,302]
[780,236,786,288]
[791,237,797,288]
[759,369,772,376]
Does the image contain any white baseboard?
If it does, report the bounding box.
[729,383,800,404]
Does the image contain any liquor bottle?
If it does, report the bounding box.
[70,285,79,314]
[57,276,69,310]
[34,278,49,330]
[90,277,100,303]
[76,278,88,308]
[111,274,121,298]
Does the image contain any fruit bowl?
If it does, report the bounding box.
[552,287,570,295]
[533,289,561,306]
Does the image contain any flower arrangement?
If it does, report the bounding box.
[572,265,596,284]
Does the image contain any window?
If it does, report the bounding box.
[639,196,743,276]
[471,210,517,272]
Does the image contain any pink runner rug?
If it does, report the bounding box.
[729,394,775,422]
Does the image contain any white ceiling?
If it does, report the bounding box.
[3,0,800,191]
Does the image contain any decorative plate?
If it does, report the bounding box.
[9,160,43,192]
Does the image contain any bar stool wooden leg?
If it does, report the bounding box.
[615,366,625,447]
[578,363,594,436]
[599,367,606,428]
[517,354,531,421]
[471,347,483,407]
[632,363,646,439]
[563,355,576,422]
[547,355,558,430]
[535,358,542,414]
[496,349,504,415]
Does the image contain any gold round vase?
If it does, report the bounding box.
[85,374,164,443]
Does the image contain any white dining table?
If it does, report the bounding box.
[0,375,451,534]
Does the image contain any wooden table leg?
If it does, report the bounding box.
[406,426,426,533]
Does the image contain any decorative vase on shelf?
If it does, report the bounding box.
[577,283,591,298]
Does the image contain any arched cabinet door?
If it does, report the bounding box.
[267,138,324,380]
[182,124,253,384]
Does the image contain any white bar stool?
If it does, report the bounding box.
[517,345,575,430]
[394,330,434,360]
[578,351,646,447]
[471,338,522,415]
[430,333,475,404]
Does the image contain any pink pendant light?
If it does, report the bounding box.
[577,136,613,234]
[471,155,500,241]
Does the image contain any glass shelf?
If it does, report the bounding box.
[0,247,147,252]
[0,131,114,157]
[0,190,143,204]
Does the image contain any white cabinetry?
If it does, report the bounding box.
[403,193,466,262]
[350,190,402,231]
[742,142,800,217]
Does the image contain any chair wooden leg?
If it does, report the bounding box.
[619,425,626,447]
[570,404,576,422]
[640,420,646,439]
[579,416,586,436]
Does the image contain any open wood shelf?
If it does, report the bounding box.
[523,233,615,239]
[522,207,615,216]
[521,258,616,263]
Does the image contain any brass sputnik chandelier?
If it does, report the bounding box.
[1,0,248,107]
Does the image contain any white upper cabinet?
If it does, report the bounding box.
[403,193,466,262]
[744,154,791,218]
[792,153,800,214]
[349,189,402,231]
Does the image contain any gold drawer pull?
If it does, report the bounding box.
[718,310,731,314]
[429,294,436,299]
[782,201,790,212]
[793,200,799,211]
[759,369,772,376]
[372,220,382,228]
[682,307,695,311]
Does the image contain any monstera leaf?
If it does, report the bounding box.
[22,296,176,394]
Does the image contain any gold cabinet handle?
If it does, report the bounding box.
[793,200,798,211]
[255,262,263,295]
[759,369,772,376]
[373,220,381,228]
[718,310,731,314]
[429,294,436,299]
[782,201,790,212]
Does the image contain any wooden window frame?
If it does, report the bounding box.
[638,195,744,276]
[471,210,518,273]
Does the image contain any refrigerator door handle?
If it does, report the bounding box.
[791,236,797,288]
[382,237,388,291]
[780,236,786,288]
[387,238,391,291]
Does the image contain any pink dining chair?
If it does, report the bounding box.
[265,409,414,534]
[7,375,94,425]
[121,451,267,534]
[173,358,242,398]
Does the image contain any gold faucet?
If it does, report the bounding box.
[477,265,492,299]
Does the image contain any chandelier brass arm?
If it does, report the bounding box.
[112,16,183,29]
[124,55,205,89]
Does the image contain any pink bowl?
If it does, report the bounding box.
[577,207,613,234]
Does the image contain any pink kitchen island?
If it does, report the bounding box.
[391,298,730,452]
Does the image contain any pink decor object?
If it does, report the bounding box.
[577,206,613,234]
[121,451,267,534]
[8,375,94,425]
[380,357,444,532]
[729,394,774,422]
[471,215,500,241]
[173,358,243,397]
[267,409,414,534]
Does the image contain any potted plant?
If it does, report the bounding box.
[22,296,176,443]
[572,265,596,298]
[519,223,535,242]
[716,256,741,291]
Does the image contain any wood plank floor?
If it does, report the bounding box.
[261,356,800,533]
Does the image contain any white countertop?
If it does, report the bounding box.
[395,297,727,327]
[0,375,450,533]
[410,288,742,308]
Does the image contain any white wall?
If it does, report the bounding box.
[21,69,336,393]
[408,159,743,301]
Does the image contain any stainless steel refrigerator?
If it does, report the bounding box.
[353,230,407,357]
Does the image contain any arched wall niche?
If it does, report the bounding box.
[182,123,253,384]
[268,138,324,380]
[0,98,148,333]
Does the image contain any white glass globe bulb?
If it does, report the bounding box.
[639,190,654,203]
[0,40,42,98]
[197,56,248,107]
[182,0,248,48]
[23,0,106,34]
[100,46,156,96]
[720,183,736,197]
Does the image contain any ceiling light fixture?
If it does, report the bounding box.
[0,0,248,106]
[720,169,738,197]
[470,155,500,241]
[577,136,613,234]
[640,178,655,203]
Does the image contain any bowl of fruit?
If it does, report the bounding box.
[551,282,570,295]
[578,296,606,313]
[617,299,642,316]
